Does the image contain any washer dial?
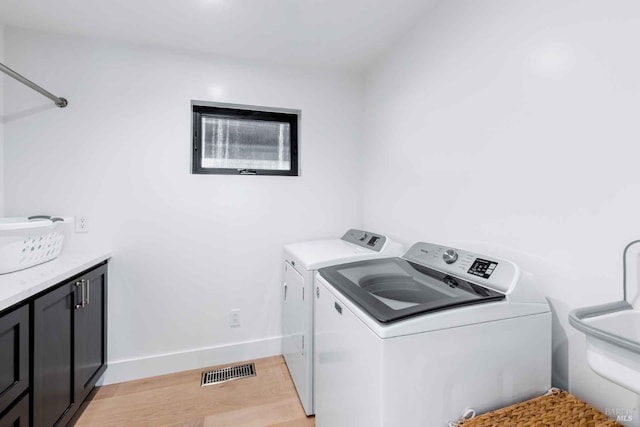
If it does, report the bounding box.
[443,249,458,264]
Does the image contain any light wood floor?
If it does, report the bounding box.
[74,356,315,427]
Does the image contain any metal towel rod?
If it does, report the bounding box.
[0,61,68,108]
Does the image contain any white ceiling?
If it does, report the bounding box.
[0,0,439,70]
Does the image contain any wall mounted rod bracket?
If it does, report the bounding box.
[0,61,68,108]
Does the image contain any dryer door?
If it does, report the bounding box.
[282,261,305,356]
[282,261,314,415]
[282,262,313,415]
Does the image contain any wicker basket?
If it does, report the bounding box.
[457,389,622,427]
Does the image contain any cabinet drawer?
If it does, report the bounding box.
[0,305,29,414]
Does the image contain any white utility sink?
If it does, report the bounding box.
[569,241,640,395]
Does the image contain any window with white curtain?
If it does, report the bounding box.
[192,103,299,176]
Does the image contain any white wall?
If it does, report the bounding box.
[362,0,640,423]
[3,27,363,382]
[0,25,5,215]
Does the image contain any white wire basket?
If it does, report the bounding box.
[0,216,72,274]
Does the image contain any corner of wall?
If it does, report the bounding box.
[0,24,5,217]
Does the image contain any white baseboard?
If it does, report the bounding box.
[98,336,283,386]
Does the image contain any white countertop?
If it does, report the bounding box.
[0,251,112,312]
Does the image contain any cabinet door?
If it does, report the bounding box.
[74,264,108,404]
[0,393,29,427]
[0,305,28,414]
[33,281,80,427]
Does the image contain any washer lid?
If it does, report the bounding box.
[319,258,505,324]
[284,239,382,271]
[284,229,404,271]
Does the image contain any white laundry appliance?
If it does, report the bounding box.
[314,242,551,427]
[282,229,404,415]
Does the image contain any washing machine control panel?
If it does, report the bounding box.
[402,242,518,294]
[341,229,387,252]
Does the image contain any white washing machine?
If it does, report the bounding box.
[314,242,551,427]
[282,229,404,415]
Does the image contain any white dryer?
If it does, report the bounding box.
[282,229,403,415]
[314,242,551,427]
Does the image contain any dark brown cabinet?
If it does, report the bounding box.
[0,305,29,418]
[0,261,108,427]
[33,282,76,426]
[33,263,108,427]
[0,393,29,427]
[74,265,108,405]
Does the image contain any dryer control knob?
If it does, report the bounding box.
[443,249,458,264]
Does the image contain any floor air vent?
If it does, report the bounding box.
[201,362,256,386]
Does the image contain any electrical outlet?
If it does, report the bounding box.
[75,216,89,233]
[230,309,241,327]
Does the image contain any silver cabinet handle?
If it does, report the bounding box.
[82,279,87,307]
[75,280,85,309]
[85,279,90,305]
[284,283,288,301]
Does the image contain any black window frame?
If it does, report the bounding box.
[192,103,299,176]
